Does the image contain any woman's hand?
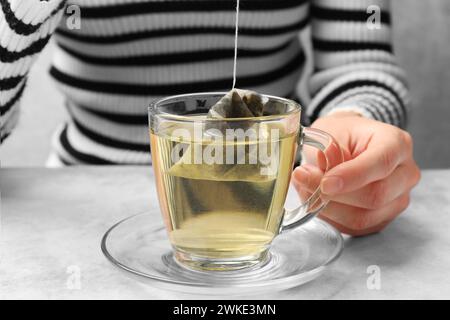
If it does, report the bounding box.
[292,111,421,236]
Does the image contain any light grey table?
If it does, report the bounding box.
[1,167,449,300]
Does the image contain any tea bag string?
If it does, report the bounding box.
[232,0,240,89]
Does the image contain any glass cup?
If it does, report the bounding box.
[149,93,343,271]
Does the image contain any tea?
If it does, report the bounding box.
[150,125,297,263]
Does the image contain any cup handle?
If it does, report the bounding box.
[281,127,344,232]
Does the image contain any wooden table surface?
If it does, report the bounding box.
[1,167,449,299]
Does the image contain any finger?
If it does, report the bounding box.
[292,164,323,191]
[295,186,313,204]
[300,144,324,169]
[329,161,420,209]
[301,142,352,172]
[318,193,411,236]
[292,164,323,202]
[321,134,348,171]
[321,131,411,195]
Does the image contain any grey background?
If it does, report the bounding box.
[1,0,449,168]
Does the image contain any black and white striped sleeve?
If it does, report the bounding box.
[306,0,410,128]
[0,0,66,142]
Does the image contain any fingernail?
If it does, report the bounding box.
[321,176,344,195]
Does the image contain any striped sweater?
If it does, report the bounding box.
[0,0,410,165]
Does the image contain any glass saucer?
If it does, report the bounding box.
[101,212,343,295]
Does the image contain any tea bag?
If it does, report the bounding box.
[262,99,286,116]
[168,89,279,182]
[207,89,256,119]
[205,89,264,133]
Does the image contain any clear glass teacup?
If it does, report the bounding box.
[149,93,343,271]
